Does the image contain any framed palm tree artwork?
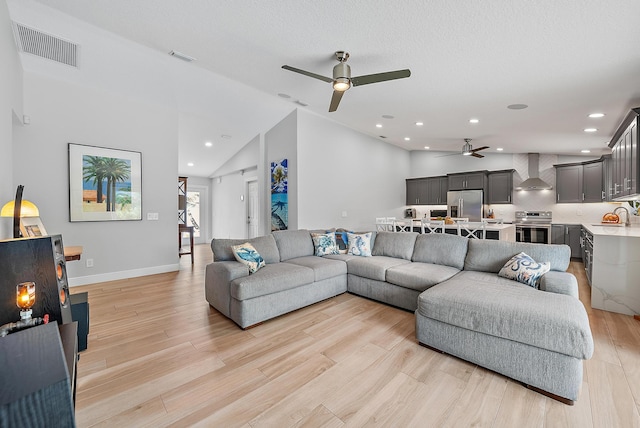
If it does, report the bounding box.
[68,143,142,221]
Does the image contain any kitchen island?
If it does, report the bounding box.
[582,223,640,316]
[409,220,515,242]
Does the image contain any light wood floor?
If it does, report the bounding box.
[71,245,640,427]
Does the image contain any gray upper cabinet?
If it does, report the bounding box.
[583,161,605,202]
[406,178,428,205]
[555,164,583,203]
[448,171,487,190]
[609,108,640,200]
[426,176,447,205]
[487,170,514,204]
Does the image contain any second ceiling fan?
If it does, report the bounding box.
[282,51,411,112]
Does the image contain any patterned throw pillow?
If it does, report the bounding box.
[498,252,551,288]
[347,232,373,257]
[231,242,265,274]
[312,232,339,256]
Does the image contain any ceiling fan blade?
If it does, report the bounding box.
[351,69,411,86]
[435,152,462,158]
[329,90,344,112]
[472,152,485,158]
[471,146,490,153]
[282,65,332,83]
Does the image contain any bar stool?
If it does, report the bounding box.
[458,221,487,239]
[420,219,445,234]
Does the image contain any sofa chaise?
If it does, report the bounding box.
[204,229,593,404]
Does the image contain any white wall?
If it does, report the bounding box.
[297,109,410,231]
[211,135,260,238]
[0,2,23,239]
[265,111,297,231]
[410,150,515,177]
[14,73,179,285]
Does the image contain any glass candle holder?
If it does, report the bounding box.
[16,281,35,320]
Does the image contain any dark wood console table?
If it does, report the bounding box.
[179,225,194,264]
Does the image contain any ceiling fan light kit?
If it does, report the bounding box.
[282,51,410,112]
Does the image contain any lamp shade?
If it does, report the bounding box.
[1,200,40,217]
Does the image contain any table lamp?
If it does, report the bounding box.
[1,185,39,238]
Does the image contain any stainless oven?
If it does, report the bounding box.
[514,211,552,244]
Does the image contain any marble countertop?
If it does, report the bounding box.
[582,223,640,237]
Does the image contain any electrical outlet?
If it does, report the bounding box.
[341,211,348,218]
[576,209,583,216]
[86,258,94,268]
[147,212,159,220]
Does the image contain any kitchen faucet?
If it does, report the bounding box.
[613,206,631,226]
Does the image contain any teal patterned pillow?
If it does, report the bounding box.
[498,252,550,288]
[231,242,265,274]
[312,232,339,256]
[347,232,372,257]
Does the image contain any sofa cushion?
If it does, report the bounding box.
[498,252,550,288]
[230,263,314,300]
[411,233,468,270]
[417,271,594,359]
[286,256,348,282]
[347,232,373,257]
[311,232,339,256]
[464,240,570,273]
[371,231,418,260]
[386,262,460,292]
[231,242,265,274]
[272,229,314,261]
[212,234,280,264]
[346,256,410,281]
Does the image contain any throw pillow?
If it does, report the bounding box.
[498,252,550,288]
[332,229,352,254]
[312,232,339,256]
[347,232,372,257]
[231,242,265,274]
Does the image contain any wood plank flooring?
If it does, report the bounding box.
[72,245,640,427]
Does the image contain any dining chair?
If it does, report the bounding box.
[420,219,445,234]
[458,221,487,239]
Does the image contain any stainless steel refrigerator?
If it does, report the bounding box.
[447,190,483,221]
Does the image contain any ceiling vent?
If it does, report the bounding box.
[12,22,79,68]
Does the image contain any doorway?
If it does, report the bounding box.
[247,180,259,238]
[186,185,208,244]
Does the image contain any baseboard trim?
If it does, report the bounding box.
[68,263,180,287]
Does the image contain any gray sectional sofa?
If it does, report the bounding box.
[205,229,593,404]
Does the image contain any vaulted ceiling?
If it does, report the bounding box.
[9,0,640,177]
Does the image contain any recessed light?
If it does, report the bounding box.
[507,104,528,110]
[581,149,591,153]
[382,115,394,119]
[424,146,430,150]
[469,118,479,124]
[187,162,194,167]
[404,137,411,141]
[376,124,383,128]
[496,148,504,151]
[584,128,598,133]
[415,122,424,126]
[588,113,605,118]
[205,141,212,147]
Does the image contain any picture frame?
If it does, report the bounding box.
[68,143,142,222]
[20,216,47,237]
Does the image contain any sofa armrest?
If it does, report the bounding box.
[204,261,249,317]
[539,271,579,299]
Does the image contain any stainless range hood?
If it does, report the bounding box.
[515,153,553,190]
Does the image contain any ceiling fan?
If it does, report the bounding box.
[437,139,490,158]
[282,51,411,112]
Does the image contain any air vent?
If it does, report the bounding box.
[12,22,79,68]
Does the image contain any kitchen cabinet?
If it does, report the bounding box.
[583,161,605,202]
[551,224,581,258]
[426,176,448,204]
[554,157,607,203]
[448,171,487,191]
[555,165,583,203]
[581,227,593,285]
[609,109,639,200]
[406,178,429,205]
[487,170,514,204]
